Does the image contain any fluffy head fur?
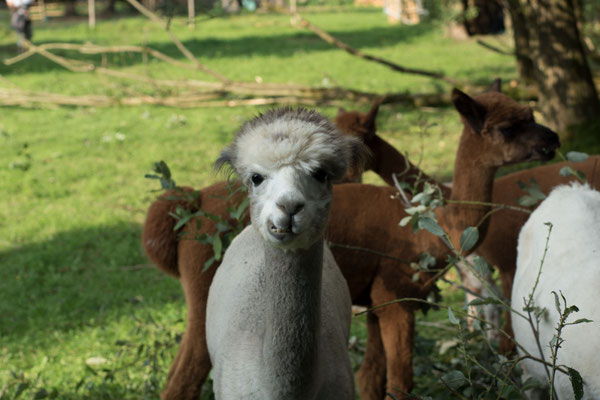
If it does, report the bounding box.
[216,107,367,250]
[216,107,366,184]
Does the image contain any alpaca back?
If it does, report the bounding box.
[512,184,600,399]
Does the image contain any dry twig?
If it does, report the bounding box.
[293,13,462,86]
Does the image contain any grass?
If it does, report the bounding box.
[0,4,596,399]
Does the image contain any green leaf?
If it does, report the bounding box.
[418,253,436,270]
[559,166,573,177]
[173,215,192,231]
[569,318,593,325]
[517,195,541,207]
[440,370,466,390]
[565,305,580,318]
[213,234,223,261]
[566,151,589,163]
[468,297,502,306]
[203,256,216,271]
[399,216,413,227]
[498,384,517,399]
[448,307,459,325]
[526,178,546,199]
[473,256,491,275]
[234,197,249,220]
[552,291,561,313]
[459,226,479,252]
[418,216,446,237]
[34,389,49,399]
[411,192,431,205]
[568,367,585,400]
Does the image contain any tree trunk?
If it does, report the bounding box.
[462,0,505,35]
[520,0,600,136]
[64,0,78,16]
[104,0,117,14]
[505,0,536,84]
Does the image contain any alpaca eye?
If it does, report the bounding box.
[312,169,328,183]
[500,125,517,137]
[251,173,264,186]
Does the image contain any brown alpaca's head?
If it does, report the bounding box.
[452,79,560,168]
[334,98,383,182]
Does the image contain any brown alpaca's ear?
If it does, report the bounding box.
[362,97,384,133]
[451,88,487,134]
[336,107,346,116]
[487,78,502,93]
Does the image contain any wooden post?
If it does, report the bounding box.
[88,0,96,28]
[39,0,47,20]
[290,0,296,13]
[188,0,195,29]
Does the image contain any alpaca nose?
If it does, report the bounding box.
[276,200,305,216]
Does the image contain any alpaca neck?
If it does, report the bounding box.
[260,234,323,399]
[440,128,497,250]
[370,135,452,197]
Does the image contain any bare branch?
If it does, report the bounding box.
[293,13,463,86]
[123,0,229,82]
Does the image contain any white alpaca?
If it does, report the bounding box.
[206,108,364,400]
[512,183,600,399]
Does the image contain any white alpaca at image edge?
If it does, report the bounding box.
[512,183,600,399]
[206,108,364,400]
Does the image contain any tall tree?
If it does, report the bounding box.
[519,0,599,135]
[505,0,536,84]
[462,0,505,35]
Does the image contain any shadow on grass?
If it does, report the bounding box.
[0,221,182,340]
[0,22,437,76]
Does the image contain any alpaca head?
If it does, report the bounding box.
[216,107,367,250]
[334,99,382,182]
[451,79,560,167]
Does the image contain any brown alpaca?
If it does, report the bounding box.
[142,88,560,399]
[338,94,600,355]
[333,98,450,197]
[328,86,559,399]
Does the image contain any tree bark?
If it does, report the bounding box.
[104,0,117,14]
[462,0,505,36]
[505,0,536,84]
[64,0,78,16]
[520,0,600,136]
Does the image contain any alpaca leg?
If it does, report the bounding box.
[356,312,386,400]
[162,263,216,400]
[162,320,211,400]
[377,303,415,398]
[498,266,516,355]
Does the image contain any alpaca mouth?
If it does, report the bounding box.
[269,224,294,241]
[534,146,557,161]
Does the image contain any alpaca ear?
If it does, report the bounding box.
[214,146,237,177]
[362,97,383,133]
[451,88,487,134]
[487,78,502,93]
[346,136,371,178]
[336,107,346,116]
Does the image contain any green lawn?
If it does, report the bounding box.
[0,5,566,399]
